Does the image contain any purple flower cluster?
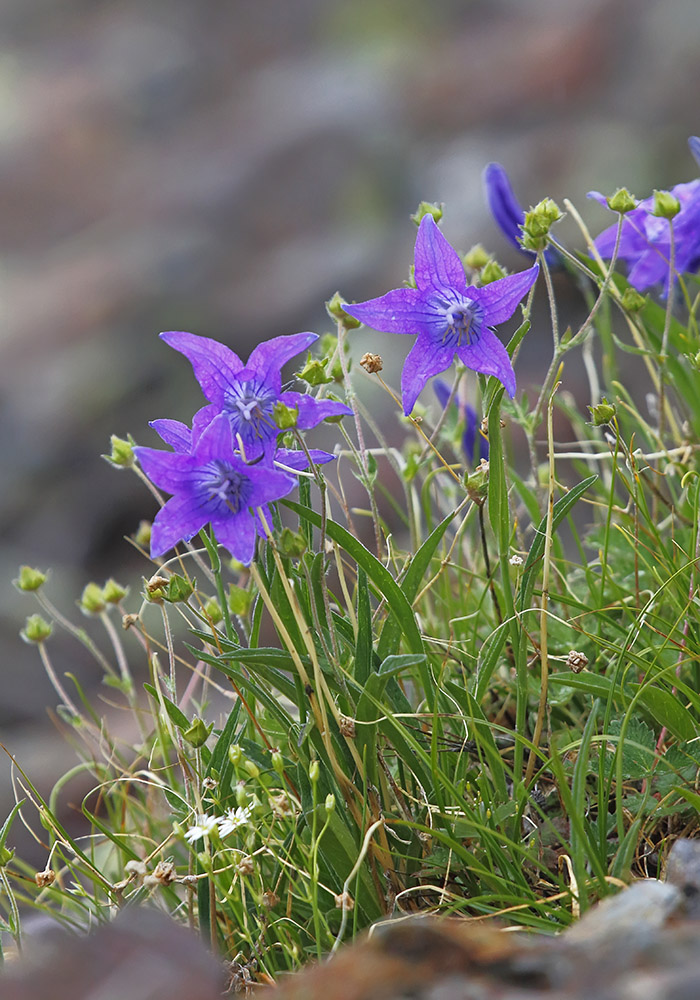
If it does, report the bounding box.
[591,136,700,293]
[135,332,351,564]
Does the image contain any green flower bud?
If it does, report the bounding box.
[163,574,195,604]
[521,198,563,251]
[588,398,616,426]
[15,566,48,592]
[0,845,14,867]
[271,751,284,774]
[104,434,135,468]
[228,583,253,617]
[228,744,242,767]
[607,188,637,214]
[183,717,213,749]
[134,520,152,549]
[278,527,307,559]
[80,583,106,616]
[621,287,646,312]
[318,332,347,382]
[653,189,680,219]
[479,260,507,285]
[244,760,260,780]
[21,614,53,644]
[235,783,248,808]
[410,201,443,226]
[297,355,333,387]
[325,793,336,813]
[465,458,489,506]
[144,574,169,603]
[309,760,320,784]
[326,292,361,329]
[274,401,299,430]
[204,598,223,625]
[102,578,128,604]
[463,244,490,270]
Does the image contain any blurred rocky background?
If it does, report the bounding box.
[2,0,700,848]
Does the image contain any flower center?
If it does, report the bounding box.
[444,301,482,347]
[223,378,278,447]
[201,461,251,514]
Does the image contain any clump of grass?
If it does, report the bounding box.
[4,155,700,977]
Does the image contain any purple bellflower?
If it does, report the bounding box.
[591,136,700,293]
[343,215,538,414]
[134,413,296,563]
[160,331,351,460]
[433,379,488,466]
[483,162,559,267]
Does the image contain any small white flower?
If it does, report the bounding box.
[184,813,219,844]
[218,806,252,838]
[509,554,524,566]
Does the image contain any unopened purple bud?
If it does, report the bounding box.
[483,163,526,252]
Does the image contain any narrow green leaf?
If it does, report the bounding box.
[355,567,372,686]
[282,499,423,656]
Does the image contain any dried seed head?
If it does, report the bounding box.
[125,859,148,882]
[270,793,294,818]
[335,891,354,911]
[339,714,356,738]
[122,612,140,630]
[567,650,589,673]
[360,352,383,374]
[35,867,56,888]
[237,856,255,877]
[261,889,279,909]
[151,860,177,885]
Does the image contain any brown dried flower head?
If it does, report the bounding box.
[360,352,383,374]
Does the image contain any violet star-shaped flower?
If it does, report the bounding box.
[591,136,700,293]
[160,331,351,460]
[343,215,538,414]
[134,413,295,563]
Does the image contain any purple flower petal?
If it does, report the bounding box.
[275,448,335,470]
[278,391,352,430]
[248,332,318,382]
[689,136,700,170]
[483,163,526,252]
[160,331,244,406]
[343,288,428,334]
[134,447,195,492]
[192,412,235,464]
[191,404,220,445]
[150,419,192,453]
[413,215,468,296]
[212,512,257,565]
[401,334,457,415]
[474,264,539,327]
[456,328,516,398]
[150,493,210,557]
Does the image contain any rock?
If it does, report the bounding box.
[0,907,223,1000]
